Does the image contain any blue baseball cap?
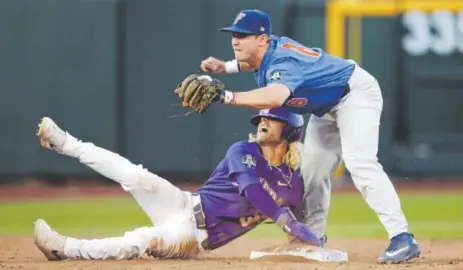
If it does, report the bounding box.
[219,9,272,36]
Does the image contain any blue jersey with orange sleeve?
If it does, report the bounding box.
[253,35,355,117]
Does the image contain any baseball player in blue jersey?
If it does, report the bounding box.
[175,9,421,264]
[33,108,322,261]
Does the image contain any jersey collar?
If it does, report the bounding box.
[256,36,278,72]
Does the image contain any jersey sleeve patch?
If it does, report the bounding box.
[226,142,258,175]
[265,60,304,92]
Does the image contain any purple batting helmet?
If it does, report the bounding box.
[250,107,304,143]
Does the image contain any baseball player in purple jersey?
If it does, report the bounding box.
[33,108,321,261]
[196,9,421,264]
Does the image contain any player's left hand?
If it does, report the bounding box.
[284,221,323,246]
[174,74,227,114]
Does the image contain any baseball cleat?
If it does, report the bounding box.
[34,219,68,261]
[377,232,420,264]
[37,117,67,153]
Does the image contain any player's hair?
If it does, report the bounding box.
[248,134,301,170]
[283,141,302,170]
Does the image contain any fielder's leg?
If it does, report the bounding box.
[334,66,420,263]
[300,114,342,239]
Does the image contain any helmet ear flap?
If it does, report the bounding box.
[250,108,305,143]
[283,125,303,143]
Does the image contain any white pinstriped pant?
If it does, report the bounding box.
[300,61,409,240]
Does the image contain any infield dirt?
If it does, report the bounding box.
[1,236,462,270]
[0,182,462,269]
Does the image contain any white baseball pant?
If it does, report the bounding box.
[58,134,208,260]
[300,61,409,239]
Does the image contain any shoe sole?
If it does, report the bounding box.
[377,247,421,264]
[34,219,64,261]
[37,117,51,148]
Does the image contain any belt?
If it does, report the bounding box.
[341,84,350,99]
[321,84,351,116]
[191,193,210,250]
[192,194,206,229]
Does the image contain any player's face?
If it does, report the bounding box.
[231,33,268,64]
[256,117,286,143]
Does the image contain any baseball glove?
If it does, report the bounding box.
[174,74,226,113]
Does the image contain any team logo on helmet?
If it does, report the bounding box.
[287,98,307,107]
[233,12,246,25]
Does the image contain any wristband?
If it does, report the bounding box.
[224,59,240,74]
[275,208,297,230]
[221,90,236,104]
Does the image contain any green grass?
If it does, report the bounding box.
[1,192,462,239]
[0,199,151,237]
[248,192,463,239]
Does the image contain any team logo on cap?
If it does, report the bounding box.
[233,12,246,25]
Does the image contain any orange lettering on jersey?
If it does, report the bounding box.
[282,43,321,58]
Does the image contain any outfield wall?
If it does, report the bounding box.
[1,0,463,183]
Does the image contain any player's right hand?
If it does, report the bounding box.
[275,207,322,246]
[201,57,226,74]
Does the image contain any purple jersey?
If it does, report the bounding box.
[196,141,303,250]
[254,35,355,117]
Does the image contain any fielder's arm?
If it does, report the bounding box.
[221,84,291,110]
[224,59,254,73]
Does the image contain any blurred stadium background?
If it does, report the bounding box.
[0,0,462,241]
